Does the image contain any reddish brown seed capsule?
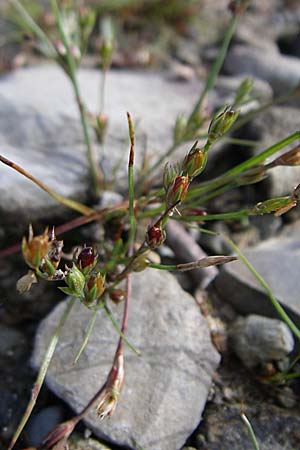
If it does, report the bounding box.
[146,225,166,249]
[109,289,125,303]
[77,247,95,270]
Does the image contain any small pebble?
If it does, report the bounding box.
[228,315,294,369]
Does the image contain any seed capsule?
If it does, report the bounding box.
[146,225,166,249]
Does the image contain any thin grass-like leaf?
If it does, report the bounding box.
[241,413,260,450]
[73,308,98,365]
[0,154,94,215]
[104,303,140,356]
[8,296,76,450]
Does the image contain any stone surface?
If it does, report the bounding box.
[196,358,300,450]
[225,45,300,95]
[228,315,294,368]
[0,65,202,227]
[69,435,112,450]
[32,269,220,450]
[212,237,300,323]
[244,106,300,197]
[26,405,64,447]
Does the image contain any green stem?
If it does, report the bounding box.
[188,14,238,123]
[73,308,99,365]
[125,112,136,252]
[0,154,94,216]
[104,303,140,356]
[178,209,249,222]
[10,0,57,57]
[241,413,260,450]
[51,0,101,199]
[187,131,300,201]
[226,237,300,340]
[8,296,76,450]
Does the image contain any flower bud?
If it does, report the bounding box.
[65,264,86,298]
[182,143,207,178]
[234,77,253,106]
[207,107,239,147]
[84,272,105,306]
[173,114,188,144]
[22,225,50,270]
[166,175,189,206]
[100,16,115,71]
[95,112,108,143]
[146,224,166,249]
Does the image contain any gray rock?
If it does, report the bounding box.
[214,75,273,110]
[225,45,300,95]
[0,324,26,358]
[228,315,294,368]
[32,269,220,450]
[69,435,112,449]
[212,236,300,323]
[26,405,64,447]
[246,106,300,197]
[0,65,202,227]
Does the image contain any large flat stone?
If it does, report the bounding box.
[32,269,220,450]
[213,237,300,324]
[0,66,201,228]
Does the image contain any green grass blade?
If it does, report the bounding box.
[73,308,98,365]
[241,413,260,450]
[104,303,140,356]
[188,14,238,122]
[10,0,57,57]
[8,296,76,450]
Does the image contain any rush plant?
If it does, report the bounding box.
[1,0,300,448]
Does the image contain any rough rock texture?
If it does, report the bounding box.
[245,106,300,197]
[225,45,300,95]
[32,270,220,450]
[196,358,300,450]
[0,65,202,227]
[228,315,294,368]
[212,237,300,323]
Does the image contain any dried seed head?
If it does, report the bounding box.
[97,352,125,419]
[182,143,207,179]
[269,146,300,167]
[22,226,50,270]
[47,229,63,269]
[16,270,37,293]
[146,224,166,249]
